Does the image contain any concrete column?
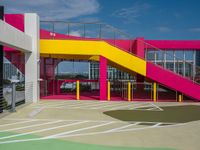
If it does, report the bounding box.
[99,56,107,100]
[24,14,40,103]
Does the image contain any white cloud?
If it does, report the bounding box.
[69,30,82,36]
[111,2,151,23]
[189,28,200,32]
[1,0,100,20]
[156,26,171,32]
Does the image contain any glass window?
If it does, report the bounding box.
[166,51,174,60]
[147,51,155,61]
[166,62,174,71]
[175,50,184,60]
[185,51,193,61]
[155,51,164,60]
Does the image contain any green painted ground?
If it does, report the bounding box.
[0,132,176,150]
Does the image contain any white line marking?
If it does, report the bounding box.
[118,123,161,132]
[35,101,69,107]
[0,120,36,127]
[49,121,114,138]
[43,101,100,108]
[104,122,140,132]
[108,103,140,110]
[0,122,181,144]
[72,102,112,109]
[2,118,178,125]
[92,102,128,109]
[151,103,163,111]
[0,120,63,132]
[58,123,161,138]
[29,107,44,117]
[35,102,84,108]
[129,104,153,110]
[0,121,88,140]
[146,107,156,110]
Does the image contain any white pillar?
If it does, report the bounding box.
[24,13,40,103]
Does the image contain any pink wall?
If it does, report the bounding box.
[4,14,24,52]
[145,40,200,50]
[146,62,200,101]
[3,14,25,73]
[4,14,24,31]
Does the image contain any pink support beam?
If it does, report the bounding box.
[135,37,145,58]
[135,37,145,92]
[99,56,107,100]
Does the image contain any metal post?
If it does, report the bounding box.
[67,23,70,35]
[76,80,80,100]
[131,83,133,100]
[153,82,157,102]
[0,6,4,113]
[99,24,102,39]
[178,93,183,102]
[11,83,16,112]
[173,51,176,73]
[154,50,157,64]
[193,50,196,81]
[164,50,166,69]
[107,81,110,101]
[128,82,131,101]
[83,24,86,38]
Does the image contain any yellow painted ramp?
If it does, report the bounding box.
[40,40,146,76]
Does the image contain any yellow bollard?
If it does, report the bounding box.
[153,82,157,102]
[128,82,131,101]
[107,81,110,101]
[178,94,183,102]
[76,80,80,100]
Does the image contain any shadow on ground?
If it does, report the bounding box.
[103,105,200,123]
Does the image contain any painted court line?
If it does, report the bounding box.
[92,102,129,109]
[29,107,45,117]
[48,121,114,138]
[118,123,161,132]
[0,122,182,144]
[2,118,178,125]
[72,102,113,109]
[2,118,116,123]
[34,102,84,108]
[151,103,163,111]
[104,122,140,132]
[36,101,68,107]
[108,103,143,110]
[0,121,88,140]
[45,101,100,108]
[0,120,63,132]
[58,123,160,139]
[129,103,154,110]
[0,120,36,127]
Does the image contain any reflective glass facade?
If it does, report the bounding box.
[146,50,196,79]
[89,62,134,80]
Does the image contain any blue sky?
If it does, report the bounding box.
[1,0,200,40]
